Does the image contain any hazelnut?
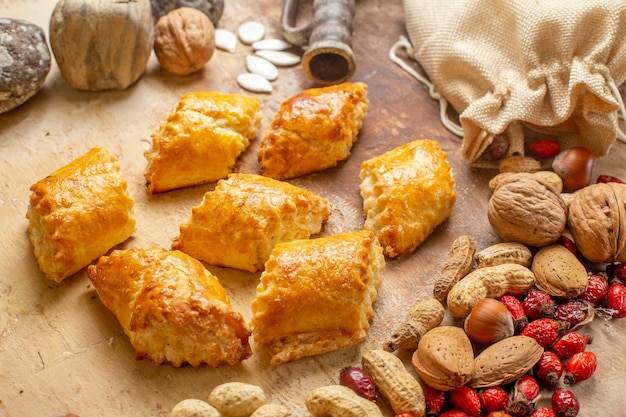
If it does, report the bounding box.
[552,147,596,191]
[154,7,215,76]
[464,298,514,346]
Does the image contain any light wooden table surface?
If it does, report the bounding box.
[2,0,626,416]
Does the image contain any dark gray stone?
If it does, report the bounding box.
[0,18,51,114]
[150,0,224,26]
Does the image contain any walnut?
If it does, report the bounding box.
[154,6,215,76]
[487,173,567,246]
[568,182,626,263]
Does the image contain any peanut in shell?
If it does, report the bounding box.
[362,349,426,417]
[306,385,383,417]
[383,297,445,352]
[446,263,535,318]
[433,235,476,302]
[474,241,532,269]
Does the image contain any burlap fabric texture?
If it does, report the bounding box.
[391,0,626,167]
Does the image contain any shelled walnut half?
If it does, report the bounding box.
[154,6,216,76]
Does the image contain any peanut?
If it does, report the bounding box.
[532,170,563,193]
[169,399,221,417]
[474,242,532,269]
[488,172,516,191]
[362,349,426,417]
[305,385,383,417]
[498,155,541,173]
[411,326,475,391]
[446,263,536,318]
[433,235,476,302]
[383,298,445,352]
[489,171,563,193]
[208,382,266,417]
[469,335,544,388]
[560,191,577,209]
[250,403,292,417]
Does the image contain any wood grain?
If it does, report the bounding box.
[1,1,626,416]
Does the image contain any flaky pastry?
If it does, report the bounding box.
[144,91,262,194]
[258,82,369,180]
[26,146,136,282]
[87,247,252,368]
[172,173,331,272]
[250,230,385,365]
[359,139,456,258]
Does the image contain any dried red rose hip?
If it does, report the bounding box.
[564,351,597,384]
[552,388,580,417]
[596,174,625,184]
[339,366,378,401]
[534,351,563,386]
[607,263,626,283]
[580,273,609,304]
[607,282,626,318]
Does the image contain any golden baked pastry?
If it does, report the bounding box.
[359,139,456,258]
[87,247,252,368]
[144,91,262,194]
[172,173,331,272]
[26,146,136,283]
[258,82,369,180]
[250,230,385,365]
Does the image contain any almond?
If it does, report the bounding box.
[411,326,475,391]
[469,335,543,388]
[531,244,588,298]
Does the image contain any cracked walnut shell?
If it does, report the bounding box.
[488,173,567,247]
[154,7,215,76]
[568,182,626,263]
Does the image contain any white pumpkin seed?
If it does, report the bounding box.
[252,38,292,51]
[238,21,266,45]
[215,28,237,53]
[237,73,272,93]
[246,55,279,81]
[254,50,301,67]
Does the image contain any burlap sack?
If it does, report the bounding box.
[391,0,626,167]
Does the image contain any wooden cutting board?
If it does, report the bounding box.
[2,0,626,416]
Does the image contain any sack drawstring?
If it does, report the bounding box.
[389,36,464,138]
[607,76,626,144]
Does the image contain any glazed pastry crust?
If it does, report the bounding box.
[359,139,456,258]
[26,146,136,282]
[172,173,331,272]
[87,247,252,368]
[258,82,369,180]
[144,91,262,194]
[250,230,384,365]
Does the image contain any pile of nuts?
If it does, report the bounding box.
[327,235,625,416]
[307,151,625,417]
